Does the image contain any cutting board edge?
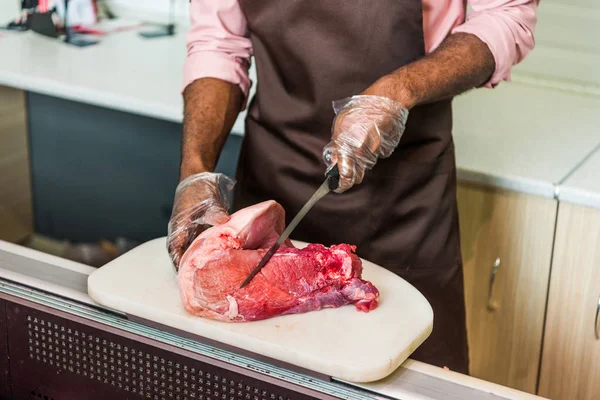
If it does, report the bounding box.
[87,279,434,383]
[341,319,434,383]
[121,312,435,383]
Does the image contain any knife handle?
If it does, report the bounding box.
[327,164,340,191]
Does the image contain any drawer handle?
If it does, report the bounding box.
[595,295,600,340]
[487,258,501,311]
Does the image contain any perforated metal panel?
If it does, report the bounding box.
[0,299,10,400]
[7,302,335,400]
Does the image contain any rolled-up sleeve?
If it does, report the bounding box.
[452,0,539,87]
[183,0,253,103]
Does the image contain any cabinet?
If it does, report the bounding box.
[538,203,600,400]
[457,183,557,393]
[0,85,33,243]
[25,92,242,243]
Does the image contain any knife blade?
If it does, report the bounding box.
[239,164,340,289]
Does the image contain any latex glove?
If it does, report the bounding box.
[167,172,235,270]
[323,95,409,193]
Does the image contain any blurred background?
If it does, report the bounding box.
[0,1,599,399]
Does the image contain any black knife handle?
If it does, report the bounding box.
[327,164,340,191]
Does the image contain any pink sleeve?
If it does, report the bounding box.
[183,0,253,104]
[452,0,539,88]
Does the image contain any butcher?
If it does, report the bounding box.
[167,1,538,373]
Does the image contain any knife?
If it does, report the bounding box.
[239,164,340,288]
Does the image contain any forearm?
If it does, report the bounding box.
[364,33,496,109]
[180,78,243,180]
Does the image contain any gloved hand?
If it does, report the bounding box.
[323,95,409,193]
[167,172,235,270]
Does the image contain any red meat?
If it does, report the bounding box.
[178,200,379,322]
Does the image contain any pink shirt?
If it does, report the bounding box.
[184,0,539,104]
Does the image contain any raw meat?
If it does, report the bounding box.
[178,200,379,322]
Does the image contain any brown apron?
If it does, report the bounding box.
[233,0,469,373]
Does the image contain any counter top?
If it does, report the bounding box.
[0,28,253,135]
[0,238,547,399]
[0,1,251,133]
[453,82,600,198]
[0,26,186,121]
[2,3,600,199]
[361,359,546,399]
[558,145,600,209]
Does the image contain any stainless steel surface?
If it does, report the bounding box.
[595,294,600,340]
[487,257,501,311]
[348,368,513,400]
[0,249,88,293]
[240,178,331,288]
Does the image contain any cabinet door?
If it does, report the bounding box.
[0,85,33,243]
[538,203,600,400]
[457,183,557,393]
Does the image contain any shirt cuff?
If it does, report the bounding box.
[452,10,536,88]
[182,51,253,109]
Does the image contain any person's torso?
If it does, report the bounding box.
[238,0,453,172]
[232,0,460,276]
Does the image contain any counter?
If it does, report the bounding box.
[453,83,600,198]
[558,145,600,209]
[0,28,189,124]
[0,1,252,134]
[2,3,600,201]
[0,239,546,399]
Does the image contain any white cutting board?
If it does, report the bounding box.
[87,237,433,383]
